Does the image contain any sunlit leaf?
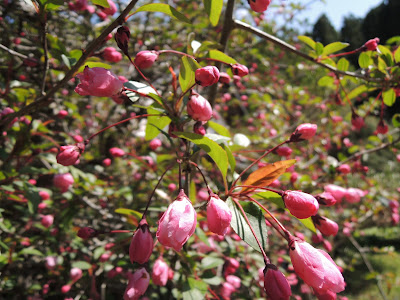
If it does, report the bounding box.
[175,132,228,182]
[383,88,396,107]
[124,81,157,103]
[297,35,316,50]
[206,50,237,65]
[392,114,400,127]
[146,107,171,140]
[337,58,349,71]
[358,52,371,69]
[208,121,230,137]
[179,56,201,93]
[241,160,296,193]
[72,261,93,270]
[115,208,143,219]
[227,198,268,253]
[322,42,349,56]
[318,76,334,87]
[203,0,223,26]
[135,3,191,24]
[91,0,109,8]
[254,191,284,209]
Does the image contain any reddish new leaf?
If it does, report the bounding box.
[241,159,296,193]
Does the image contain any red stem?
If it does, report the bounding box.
[231,197,269,263]
[86,114,163,142]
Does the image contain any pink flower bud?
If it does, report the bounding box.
[263,265,292,300]
[376,120,388,134]
[168,183,176,192]
[322,239,333,252]
[103,47,123,63]
[57,110,68,118]
[312,215,339,237]
[249,0,272,12]
[193,121,206,135]
[115,26,130,56]
[195,66,220,87]
[39,190,50,200]
[311,232,324,244]
[290,172,299,184]
[289,239,345,294]
[282,190,319,219]
[70,268,83,282]
[364,38,379,51]
[290,123,317,142]
[102,158,112,166]
[134,51,158,69]
[45,256,57,270]
[187,93,213,122]
[124,268,150,300]
[343,188,363,203]
[337,164,351,174]
[220,282,236,299]
[226,275,241,289]
[75,66,123,97]
[324,184,346,203]
[152,257,169,286]
[77,227,98,239]
[351,112,364,130]
[61,284,71,294]
[389,200,399,209]
[231,63,249,77]
[156,190,197,251]
[73,135,84,143]
[276,146,292,157]
[41,215,54,228]
[219,72,231,84]
[207,194,232,236]
[149,138,162,151]
[109,147,125,157]
[224,258,239,276]
[53,173,74,193]
[315,192,337,207]
[101,0,117,16]
[129,219,154,264]
[56,143,85,166]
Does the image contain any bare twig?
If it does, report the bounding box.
[348,235,388,300]
[0,44,28,59]
[233,20,390,84]
[40,13,49,96]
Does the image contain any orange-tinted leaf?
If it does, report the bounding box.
[241,159,296,193]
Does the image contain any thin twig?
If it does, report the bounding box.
[40,14,49,96]
[348,235,388,300]
[0,44,28,59]
[233,20,391,84]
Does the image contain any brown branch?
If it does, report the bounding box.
[338,131,400,166]
[233,19,389,84]
[207,0,235,106]
[0,0,140,131]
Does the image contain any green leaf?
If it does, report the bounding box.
[226,198,268,253]
[115,208,143,219]
[346,85,376,100]
[72,261,92,270]
[26,188,41,215]
[135,3,191,24]
[202,276,222,286]
[201,256,224,270]
[207,121,230,137]
[392,114,400,127]
[337,58,349,71]
[383,88,396,107]
[394,46,400,63]
[145,107,171,140]
[183,278,208,300]
[175,132,228,181]
[297,35,316,50]
[203,0,223,26]
[18,247,44,257]
[221,144,236,172]
[298,217,316,233]
[359,52,371,69]
[254,191,285,209]
[179,57,200,93]
[61,54,77,69]
[315,42,324,56]
[124,81,158,103]
[91,0,109,8]
[322,42,349,56]
[77,62,111,74]
[317,76,334,87]
[206,49,237,65]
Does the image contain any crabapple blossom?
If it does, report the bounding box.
[195,66,220,87]
[282,190,319,219]
[156,190,197,251]
[152,257,169,286]
[134,51,158,69]
[129,219,153,264]
[56,143,85,166]
[75,67,123,97]
[207,194,232,236]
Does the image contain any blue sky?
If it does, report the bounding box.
[298,0,383,30]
